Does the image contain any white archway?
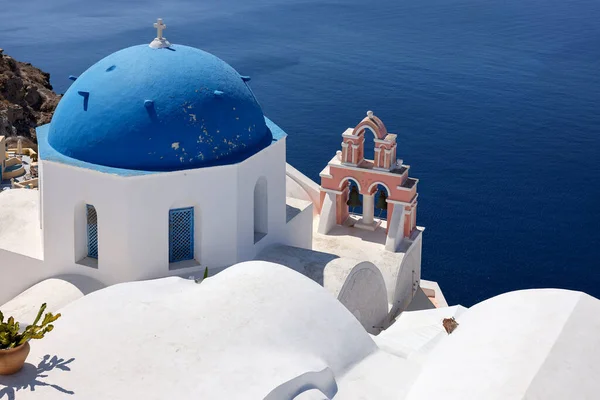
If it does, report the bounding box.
[253,176,268,243]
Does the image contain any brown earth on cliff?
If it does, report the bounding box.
[0,48,61,149]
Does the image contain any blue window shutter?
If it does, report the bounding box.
[169,207,194,263]
[86,205,98,259]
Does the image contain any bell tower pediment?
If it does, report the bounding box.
[340,111,398,171]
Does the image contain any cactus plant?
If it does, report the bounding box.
[0,303,61,350]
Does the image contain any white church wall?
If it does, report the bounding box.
[36,138,293,284]
[41,160,133,284]
[253,176,269,241]
[39,158,243,284]
[73,201,89,265]
[0,137,316,303]
[38,160,43,230]
[0,162,130,304]
[236,138,288,261]
[120,163,239,278]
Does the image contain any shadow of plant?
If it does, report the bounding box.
[0,355,75,400]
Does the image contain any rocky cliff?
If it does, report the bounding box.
[0,48,60,147]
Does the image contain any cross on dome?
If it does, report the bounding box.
[154,18,166,39]
[149,18,171,49]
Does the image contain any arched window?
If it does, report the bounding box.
[254,177,268,243]
[373,184,389,220]
[345,178,362,217]
[362,128,375,162]
[169,207,195,263]
[86,204,98,259]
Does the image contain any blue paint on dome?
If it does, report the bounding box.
[48,44,273,171]
[37,117,286,177]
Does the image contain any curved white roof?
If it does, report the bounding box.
[6,261,377,399]
[406,289,600,400]
[0,278,84,325]
[374,305,467,362]
[3,265,599,399]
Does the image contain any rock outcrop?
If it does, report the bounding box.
[0,48,60,147]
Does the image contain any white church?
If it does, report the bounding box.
[1,19,599,400]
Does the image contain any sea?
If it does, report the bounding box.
[2,0,599,306]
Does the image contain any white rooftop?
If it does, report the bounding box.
[1,262,599,399]
[0,262,387,399]
[0,189,42,259]
[406,289,600,399]
[312,214,421,283]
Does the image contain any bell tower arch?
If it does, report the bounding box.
[318,111,419,251]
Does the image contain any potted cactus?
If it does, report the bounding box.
[0,303,61,375]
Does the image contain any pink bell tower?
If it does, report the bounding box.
[318,111,419,251]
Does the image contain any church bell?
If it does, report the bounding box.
[346,185,362,208]
[375,189,388,211]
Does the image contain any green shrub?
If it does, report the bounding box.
[194,267,209,284]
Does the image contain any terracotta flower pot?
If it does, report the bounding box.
[0,341,30,375]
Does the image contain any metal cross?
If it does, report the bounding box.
[154,18,166,39]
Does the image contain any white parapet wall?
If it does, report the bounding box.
[286,163,322,213]
[388,231,424,323]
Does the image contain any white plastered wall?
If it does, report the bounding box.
[0,137,314,304]
[283,200,313,250]
[388,233,423,323]
[41,160,133,283]
[327,260,389,334]
[236,138,288,261]
[41,143,289,283]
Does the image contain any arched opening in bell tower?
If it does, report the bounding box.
[341,178,363,220]
[373,184,390,221]
[362,128,376,163]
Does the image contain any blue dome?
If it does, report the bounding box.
[48,44,272,171]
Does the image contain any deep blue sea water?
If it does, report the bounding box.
[2,0,599,306]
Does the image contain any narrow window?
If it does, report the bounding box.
[169,207,194,263]
[86,204,98,259]
[254,177,268,243]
